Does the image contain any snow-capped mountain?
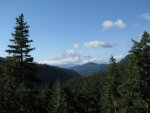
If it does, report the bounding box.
[38,50,124,67]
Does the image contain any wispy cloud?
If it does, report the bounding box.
[102,19,126,30]
[73,44,80,49]
[141,13,150,20]
[84,41,116,48]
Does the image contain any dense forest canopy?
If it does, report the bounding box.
[0,14,150,113]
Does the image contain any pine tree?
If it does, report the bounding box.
[36,83,52,113]
[79,79,101,113]
[1,14,38,113]
[106,56,120,113]
[6,13,36,84]
[64,88,80,113]
[47,80,67,113]
[101,76,113,113]
[118,79,137,113]
[128,31,150,113]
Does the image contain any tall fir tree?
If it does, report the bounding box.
[36,83,53,113]
[106,56,120,113]
[118,78,137,113]
[127,31,150,113]
[47,80,67,113]
[79,79,101,113]
[6,13,36,84]
[1,14,38,113]
[63,88,80,113]
[101,76,113,113]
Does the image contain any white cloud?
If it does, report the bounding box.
[73,44,80,49]
[141,13,150,20]
[102,20,114,29]
[37,50,124,66]
[102,19,126,30]
[84,41,115,48]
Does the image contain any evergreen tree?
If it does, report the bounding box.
[0,58,21,113]
[118,80,140,113]
[64,88,80,113]
[79,79,101,113]
[47,80,67,113]
[1,13,38,113]
[127,31,150,113]
[36,83,52,113]
[6,13,36,84]
[106,56,120,113]
[101,76,113,113]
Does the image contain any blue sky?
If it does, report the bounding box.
[0,0,150,64]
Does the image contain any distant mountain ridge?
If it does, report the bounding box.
[0,57,6,62]
[0,55,129,81]
[70,62,109,76]
[0,57,81,82]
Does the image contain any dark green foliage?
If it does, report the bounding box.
[0,58,4,112]
[5,13,37,85]
[117,55,130,81]
[35,83,53,113]
[117,31,150,113]
[63,72,106,113]
[101,56,120,113]
[63,72,106,92]
[107,56,120,98]
[0,13,38,113]
[6,14,34,63]
[0,58,80,83]
[48,80,67,113]
[63,88,80,113]
[35,64,81,83]
[128,31,150,112]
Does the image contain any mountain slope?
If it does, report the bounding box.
[71,62,109,76]
[0,57,80,82]
[35,64,81,82]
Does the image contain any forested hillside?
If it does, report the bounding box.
[0,58,80,82]
[0,14,150,113]
[71,62,108,76]
[35,64,80,82]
